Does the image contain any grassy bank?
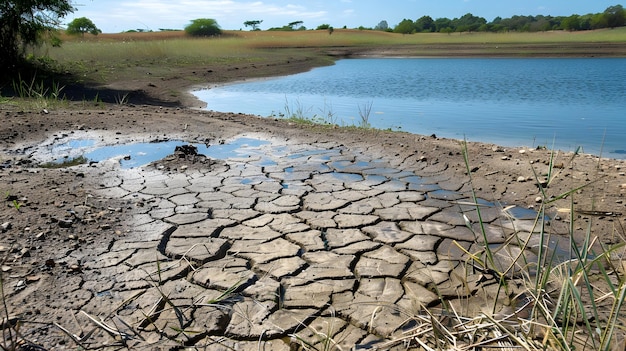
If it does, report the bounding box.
[35,28,626,87]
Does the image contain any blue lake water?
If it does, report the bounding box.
[193,58,626,159]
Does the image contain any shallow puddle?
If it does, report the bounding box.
[33,136,272,169]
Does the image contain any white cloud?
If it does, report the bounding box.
[76,1,333,31]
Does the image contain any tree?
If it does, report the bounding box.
[393,19,415,34]
[561,15,581,31]
[288,21,304,30]
[453,13,487,32]
[66,17,101,36]
[185,18,221,37]
[0,0,74,69]
[375,20,389,31]
[415,15,435,32]
[243,20,263,31]
[434,17,453,32]
[604,5,626,28]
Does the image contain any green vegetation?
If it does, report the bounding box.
[184,18,222,37]
[39,155,88,168]
[388,4,625,33]
[0,0,73,69]
[66,17,101,37]
[243,20,263,31]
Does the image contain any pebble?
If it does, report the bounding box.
[519,150,526,154]
[19,248,30,257]
[58,219,73,228]
[517,176,526,182]
[1,222,11,232]
[535,196,543,203]
[26,275,40,283]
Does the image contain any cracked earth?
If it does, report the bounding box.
[1,106,626,350]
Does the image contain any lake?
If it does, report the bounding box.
[192,58,626,159]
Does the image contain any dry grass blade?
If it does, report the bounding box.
[79,311,135,340]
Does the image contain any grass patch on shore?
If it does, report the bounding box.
[31,27,626,87]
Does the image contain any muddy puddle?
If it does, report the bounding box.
[28,132,271,169]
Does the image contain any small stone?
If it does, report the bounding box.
[519,149,526,154]
[535,196,543,203]
[68,234,77,240]
[35,232,46,240]
[517,176,526,182]
[69,264,81,272]
[1,222,11,232]
[1,266,11,272]
[58,219,73,228]
[501,156,509,160]
[26,275,40,283]
[19,248,30,257]
[100,224,111,230]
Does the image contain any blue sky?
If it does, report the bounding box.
[69,1,621,33]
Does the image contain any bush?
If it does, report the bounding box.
[185,18,221,37]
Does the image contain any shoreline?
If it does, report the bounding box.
[186,54,626,161]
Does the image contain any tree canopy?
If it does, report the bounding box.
[387,4,626,33]
[243,20,263,30]
[66,17,101,36]
[185,18,222,37]
[0,0,74,69]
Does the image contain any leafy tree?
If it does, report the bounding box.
[604,5,626,28]
[590,13,608,29]
[185,18,221,37]
[316,24,331,30]
[393,19,415,34]
[243,20,263,31]
[561,15,581,31]
[66,17,101,36]
[453,13,487,32]
[0,0,74,69]
[415,15,435,32]
[434,17,453,32]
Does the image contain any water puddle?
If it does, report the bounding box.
[32,135,272,169]
[86,140,187,168]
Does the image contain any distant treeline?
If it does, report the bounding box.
[380,4,625,34]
